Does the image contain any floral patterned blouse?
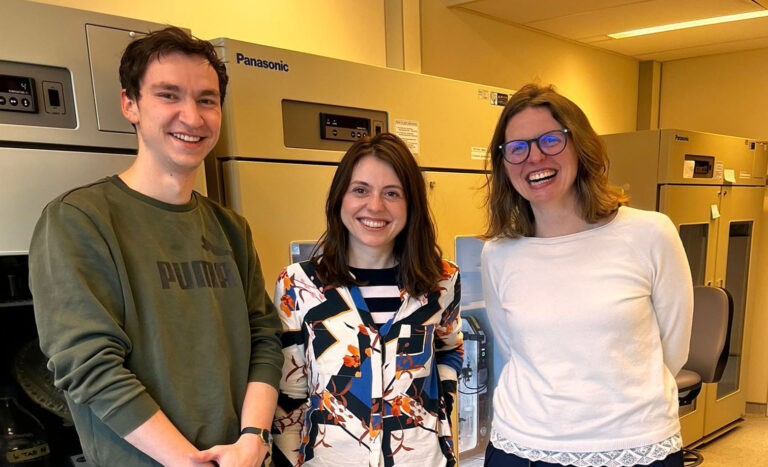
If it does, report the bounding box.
[271,260,463,467]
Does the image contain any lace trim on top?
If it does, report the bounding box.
[490,429,682,467]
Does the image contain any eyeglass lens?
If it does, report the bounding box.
[503,130,567,164]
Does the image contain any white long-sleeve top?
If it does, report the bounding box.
[481,206,693,453]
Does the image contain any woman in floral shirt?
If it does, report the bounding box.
[271,133,463,467]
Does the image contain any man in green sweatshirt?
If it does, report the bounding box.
[29,27,283,466]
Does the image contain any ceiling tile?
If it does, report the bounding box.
[637,36,768,60]
[448,0,768,60]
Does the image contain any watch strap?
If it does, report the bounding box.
[241,427,273,447]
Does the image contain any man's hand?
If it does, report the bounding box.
[191,436,269,467]
[194,382,276,466]
[123,410,215,466]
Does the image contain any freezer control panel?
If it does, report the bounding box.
[684,154,714,178]
[0,60,75,129]
[320,113,372,142]
[282,100,387,152]
[0,74,37,113]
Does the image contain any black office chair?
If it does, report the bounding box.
[676,285,734,467]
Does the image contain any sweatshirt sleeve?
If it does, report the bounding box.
[244,224,284,390]
[650,214,694,376]
[29,201,160,437]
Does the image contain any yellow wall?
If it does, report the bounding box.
[419,0,639,136]
[660,48,768,140]
[660,48,768,406]
[28,0,388,66]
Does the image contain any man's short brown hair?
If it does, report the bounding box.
[119,26,228,105]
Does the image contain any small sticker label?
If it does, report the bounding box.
[477,89,489,101]
[5,443,50,462]
[714,162,724,180]
[471,147,489,160]
[683,160,695,178]
[724,169,736,183]
[490,92,508,107]
[711,204,720,220]
[739,170,751,179]
[394,119,419,155]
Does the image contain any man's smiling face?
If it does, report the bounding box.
[121,52,222,174]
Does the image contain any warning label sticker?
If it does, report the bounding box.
[394,119,420,155]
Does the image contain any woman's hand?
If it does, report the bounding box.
[190,436,269,467]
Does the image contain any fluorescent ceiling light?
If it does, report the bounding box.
[608,9,768,38]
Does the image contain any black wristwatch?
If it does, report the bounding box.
[241,427,273,448]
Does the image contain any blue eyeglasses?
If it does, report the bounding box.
[498,128,570,164]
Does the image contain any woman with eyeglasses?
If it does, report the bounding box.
[481,84,693,467]
[271,133,463,466]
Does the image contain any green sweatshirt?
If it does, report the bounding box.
[29,176,283,466]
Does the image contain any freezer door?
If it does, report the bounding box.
[659,185,721,287]
[658,184,721,445]
[423,171,487,261]
[221,160,335,286]
[0,147,135,255]
[704,185,763,435]
[660,184,765,442]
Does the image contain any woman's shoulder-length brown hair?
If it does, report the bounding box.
[313,132,444,297]
[483,83,628,239]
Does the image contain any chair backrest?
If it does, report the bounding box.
[683,286,733,383]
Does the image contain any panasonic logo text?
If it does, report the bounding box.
[236,53,290,72]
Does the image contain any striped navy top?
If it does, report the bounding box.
[349,266,401,327]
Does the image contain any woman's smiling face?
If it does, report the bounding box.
[503,106,579,214]
[340,154,408,261]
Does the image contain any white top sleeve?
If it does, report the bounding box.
[649,215,694,376]
[481,242,512,363]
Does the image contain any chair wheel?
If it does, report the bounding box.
[682,448,703,466]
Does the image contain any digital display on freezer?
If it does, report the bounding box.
[684,154,714,178]
[0,74,36,113]
[320,112,371,142]
[0,74,33,95]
